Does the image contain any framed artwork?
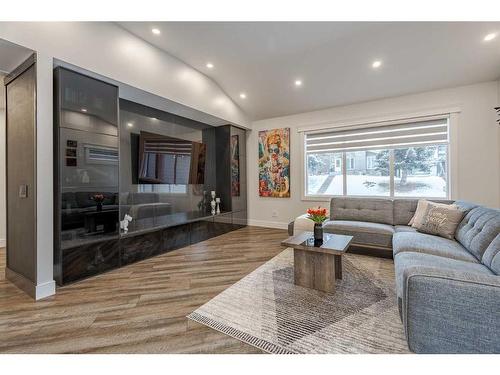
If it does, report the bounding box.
[258,128,290,198]
[65,148,77,157]
[231,135,240,196]
[66,158,77,167]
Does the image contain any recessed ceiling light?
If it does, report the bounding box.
[206,62,214,69]
[294,80,302,87]
[151,28,161,35]
[127,122,133,128]
[239,93,247,99]
[372,60,382,69]
[81,108,87,112]
[483,32,497,42]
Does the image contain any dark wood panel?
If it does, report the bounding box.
[190,219,215,244]
[63,239,120,284]
[161,224,191,251]
[121,231,162,266]
[215,125,231,212]
[5,62,37,282]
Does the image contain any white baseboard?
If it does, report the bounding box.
[0,238,5,247]
[35,280,56,300]
[247,219,289,230]
[6,267,56,300]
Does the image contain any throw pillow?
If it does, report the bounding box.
[413,201,465,240]
[408,199,429,227]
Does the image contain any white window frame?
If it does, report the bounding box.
[366,155,376,170]
[300,108,460,201]
[346,156,355,170]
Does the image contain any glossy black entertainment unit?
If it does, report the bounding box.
[53,67,247,285]
[61,211,245,284]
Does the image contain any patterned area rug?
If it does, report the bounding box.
[188,248,410,354]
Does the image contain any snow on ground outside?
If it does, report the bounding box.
[307,174,446,197]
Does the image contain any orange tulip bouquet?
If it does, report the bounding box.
[306,207,328,223]
[306,207,328,243]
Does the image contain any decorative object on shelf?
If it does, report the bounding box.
[120,214,133,233]
[231,134,240,196]
[216,197,221,214]
[306,207,328,245]
[81,170,90,184]
[258,128,290,198]
[495,106,499,125]
[197,190,207,212]
[91,194,105,212]
[211,191,216,215]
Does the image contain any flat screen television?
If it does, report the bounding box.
[135,131,206,185]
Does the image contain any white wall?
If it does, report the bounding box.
[248,81,500,229]
[0,22,249,128]
[0,22,251,298]
[0,76,5,246]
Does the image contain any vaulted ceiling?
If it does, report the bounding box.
[119,22,500,120]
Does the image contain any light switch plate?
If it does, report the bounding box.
[18,184,28,198]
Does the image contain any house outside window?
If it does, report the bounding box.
[346,156,355,170]
[304,117,449,198]
[366,154,376,169]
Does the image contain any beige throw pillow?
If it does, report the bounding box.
[413,201,465,240]
[409,199,429,227]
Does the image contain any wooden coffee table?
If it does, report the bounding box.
[281,231,353,293]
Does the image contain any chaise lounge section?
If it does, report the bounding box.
[289,196,500,353]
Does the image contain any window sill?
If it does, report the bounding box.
[301,195,335,202]
[302,194,450,202]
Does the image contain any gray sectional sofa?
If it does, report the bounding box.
[289,197,500,353]
[120,192,172,220]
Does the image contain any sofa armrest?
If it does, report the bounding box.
[402,266,500,353]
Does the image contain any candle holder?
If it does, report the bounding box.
[210,191,216,215]
[215,197,221,215]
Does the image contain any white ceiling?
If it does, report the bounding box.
[119,22,500,121]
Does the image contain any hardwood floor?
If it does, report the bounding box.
[0,226,287,353]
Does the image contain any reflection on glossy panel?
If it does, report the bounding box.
[62,239,120,284]
[119,99,237,235]
[54,68,120,285]
[121,230,162,266]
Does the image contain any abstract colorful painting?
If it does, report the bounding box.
[231,134,240,196]
[258,128,290,198]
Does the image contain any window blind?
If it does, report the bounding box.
[305,118,448,154]
[143,139,192,155]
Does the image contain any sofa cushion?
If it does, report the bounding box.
[394,252,493,299]
[330,197,394,225]
[453,200,479,213]
[128,202,171,219]
[481,234,500,275]
[455,206,500,261]
[61,192,78,209]
[324,220,394,248]
[393,232,478,263]
[393,198,454,226]
[395,225,417,233]
[127,192,160,205]
[412,201,465,240]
